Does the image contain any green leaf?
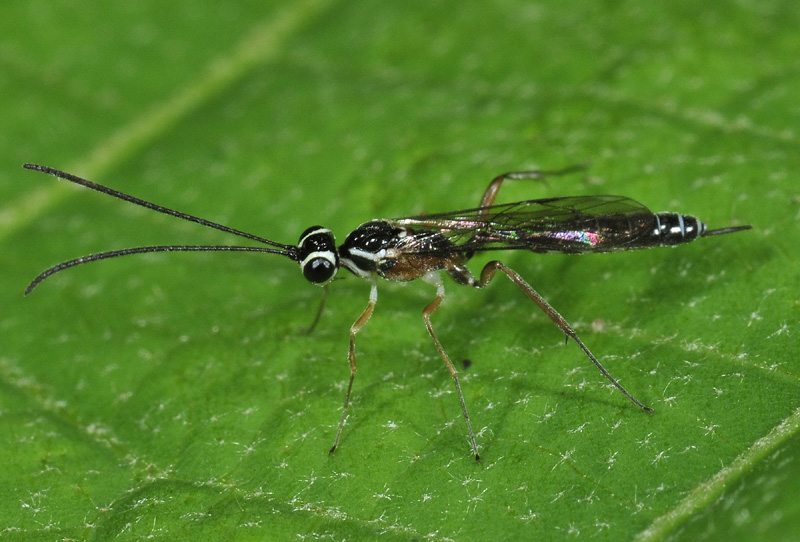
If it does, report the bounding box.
[1,0,797,540]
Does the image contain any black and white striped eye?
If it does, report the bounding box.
[297,226,339,284]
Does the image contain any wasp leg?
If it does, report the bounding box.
[422,272,481,461]
[477,261,653,413]
[330,281,377,455]
[477,163,589,209]
[300,283,329,335]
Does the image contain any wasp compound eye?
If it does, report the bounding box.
[302,255,337,284]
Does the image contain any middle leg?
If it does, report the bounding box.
[422,271,481,461]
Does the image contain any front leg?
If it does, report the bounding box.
[329,281,377,455]
[299,283,329,334]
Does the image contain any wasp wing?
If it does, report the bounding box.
[389,195,659,254]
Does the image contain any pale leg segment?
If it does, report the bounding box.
[330,281,378,455]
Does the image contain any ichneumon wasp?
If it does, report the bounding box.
[22,163,751,460]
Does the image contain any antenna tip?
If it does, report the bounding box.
[23,164,52,175]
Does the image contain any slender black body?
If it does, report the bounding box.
[22,163,751,460]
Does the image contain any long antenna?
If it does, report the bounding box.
[23,164,300,293]
[25,245,290,295]
[23,164,296,251]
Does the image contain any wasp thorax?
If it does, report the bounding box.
[298,225,339,284]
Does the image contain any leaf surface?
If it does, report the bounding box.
[1,1,797,540]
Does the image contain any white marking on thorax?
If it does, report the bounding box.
[346,247,386,263]
[340,257,375,279]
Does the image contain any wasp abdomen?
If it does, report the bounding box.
[652,212,705,245]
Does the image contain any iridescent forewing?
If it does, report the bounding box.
[389,195,659,254]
